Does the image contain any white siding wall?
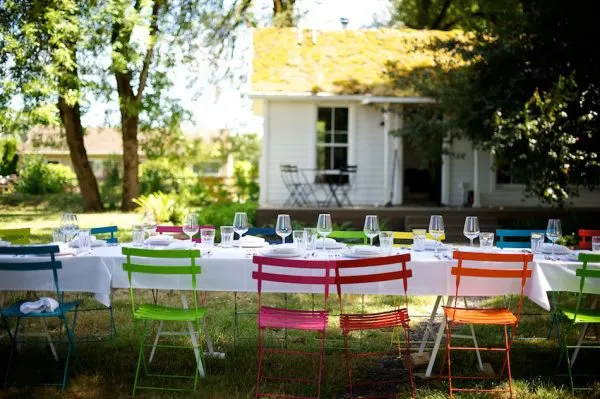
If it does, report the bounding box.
[261,101,387,206]
[448,139,474,206]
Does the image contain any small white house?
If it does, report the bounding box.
[250,28,598,207]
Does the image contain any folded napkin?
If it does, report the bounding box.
[147,234,174,242]
[424,239,446,250]
[19,297,59,314]
[351,245,381,255]
[168,240,195,249]
[241,235,266,243]
[541,243,569,254]
[316,237,340,249]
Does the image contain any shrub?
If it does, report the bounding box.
[197,200,258,230]
[186,176,231,207]
[0,137,19,175]
[139,159,193,195]
[231,161,259,202]
[16,156,75,195]
[132,191,184,225]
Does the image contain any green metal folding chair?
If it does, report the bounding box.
[0,245,79,390]
[0,228,31,245]
[555,252,600,393]
[122,247,206,395]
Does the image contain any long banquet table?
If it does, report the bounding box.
[1,245,598,311]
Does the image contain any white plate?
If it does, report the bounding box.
[233,240,269,248]
[316,241,346,250]
[341,248,383,258]
[70,239,106,248]
[258,246,303,258]
[540,243,569,255]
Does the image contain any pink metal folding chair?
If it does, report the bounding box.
[335,254,415,399]
[156,225,214,243]
[252,256,335,399]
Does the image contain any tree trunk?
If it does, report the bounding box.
[115,71,139,211]
[58,98,104,211]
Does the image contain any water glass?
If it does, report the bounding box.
[292,230,304,250]
[480,232,494,251]
[132,225,145,247]
[531,232,544,254]
[379,231,393,254]
[200,228,216,247]
[412,229,426,251]
[592,236,600,252]
[220,226,234,248]
[77,229,91,253]
[303,228,317,250]
[52,227,64,243]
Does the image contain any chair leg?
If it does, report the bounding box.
[503,325,513,399]
[445,320,454,398]
[403,326,415,399]
[256,328,265,398]
[570,322,589,367]
[343,332,353,397]
[316,329,326,398]
[132,320,150,396]
[149,321,163,362]
[60,314,76,390]
[419,295,442,355]
[41,318,59,362]
[4,317,20,388]
[234,292,238,350]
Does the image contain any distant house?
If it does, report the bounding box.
[21,126,233,179]
[249,27,598,207]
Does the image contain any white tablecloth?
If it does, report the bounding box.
[1,246,596,310]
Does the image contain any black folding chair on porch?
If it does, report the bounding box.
[280,165,318,206]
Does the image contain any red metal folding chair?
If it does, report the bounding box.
[442,251,533,398]
[335,254,414,399]
[578,229,600,250]
[252,256,335,399]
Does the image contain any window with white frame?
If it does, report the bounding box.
[316,107,348,170]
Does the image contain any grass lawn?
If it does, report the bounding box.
[1,203,599,398]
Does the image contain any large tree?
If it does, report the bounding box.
[0,0,104,211]
[390,0,600,204]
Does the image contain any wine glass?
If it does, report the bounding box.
[428,215,445,257]
[363,215,380,246]
[316,214,333,249]
[546,219,562,257]
[183,212,199,243]
[60,212,78,242]
[142,209,157,243]
[463,216,480,247]
[275,214,292,244]
[233,212,249,248]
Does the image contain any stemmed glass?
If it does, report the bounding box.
[463,216,480,247]
[316,214,332,250]
[183,212,199,243]
[428,215,445,257]
[363,215,380,246]
[275,214,292,244]
[546,219,562,257]
[142,209,157,244]
[60,212,78,242]
[233,212,249,248]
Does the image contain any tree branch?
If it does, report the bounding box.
[431,0,453,29]
[136,0,161,103]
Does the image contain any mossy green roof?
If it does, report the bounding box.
[252,27,467,96]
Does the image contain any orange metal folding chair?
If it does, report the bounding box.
[442,251,533,398]
[335,254,415,398]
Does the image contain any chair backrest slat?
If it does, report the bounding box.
[336,270,412,285]
[496,229,545,249]
[451,267,532,279]
[124,263,201,275]
[330,230,367,244]
[247,227,278,243]
[0,244,60,256]
[572,253,600,321]
[0,261,61,271]
[90,225,118,243]
[252,270,334,285]
[122,247,200,259]
[578,229,600,250]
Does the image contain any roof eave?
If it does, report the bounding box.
[249,91,436,104]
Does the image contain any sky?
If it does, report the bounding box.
[80,0,391,134]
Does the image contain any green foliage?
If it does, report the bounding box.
[0,137,19,175]
[138,159,193,196]
[389,0,600,206]
[197,200,258,231]
[132,191,183,225]
[16,157,75,195]
[232,161,259,202]
[100,156,122,209]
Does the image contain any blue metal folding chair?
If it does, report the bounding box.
[90,225,118,244]
[496,229,546,249]
[0,245,79,389]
